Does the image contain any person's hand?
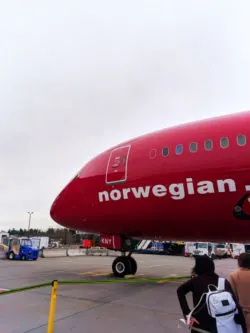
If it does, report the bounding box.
[189,317,200,328]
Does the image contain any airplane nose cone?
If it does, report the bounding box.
[50,176,81,227]
[50,193,64,224]
[50,183,73,225]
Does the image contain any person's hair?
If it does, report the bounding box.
[192,255,215,275]
[238,252,250,269]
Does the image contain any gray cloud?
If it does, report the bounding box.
[1,0,250,230]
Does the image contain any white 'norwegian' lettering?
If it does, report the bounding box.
[169,183,185,200]
[131,186,150,198]
[186,178,195,195]
[110,190,121,200]
[152,185,167,197]
[122,188,131,199]
[98,178,237,203]
[197,181,215,194]
[98,191,109,202]
[217,179,236,192]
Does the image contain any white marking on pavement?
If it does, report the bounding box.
[149,265,163,268]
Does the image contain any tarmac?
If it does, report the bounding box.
[0,253,239,333]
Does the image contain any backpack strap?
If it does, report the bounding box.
[207,284,217,292]
[218,277,225,291]
[186,291,207,325]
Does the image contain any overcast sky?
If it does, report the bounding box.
[1,0,250,231]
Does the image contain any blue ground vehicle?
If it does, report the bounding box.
[3,237,39,260]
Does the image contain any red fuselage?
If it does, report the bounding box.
[50,111,250,243]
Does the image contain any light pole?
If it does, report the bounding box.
[27,211,34,233]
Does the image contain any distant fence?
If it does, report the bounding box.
[40,247,117,258]
[0,246,187,260]
[0,246,118,260]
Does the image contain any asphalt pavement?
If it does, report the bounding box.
[0,253,238,333]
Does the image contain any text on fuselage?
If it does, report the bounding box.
[101,238,112,245]
[98,178,236,202]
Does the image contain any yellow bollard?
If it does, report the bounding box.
[47,280,58,333]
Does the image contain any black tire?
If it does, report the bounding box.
[128,257,137,275]
[20,255,26,260]
[112,257,131,278]
[8,252,15,260]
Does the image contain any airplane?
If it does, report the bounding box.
[50,110,250,277]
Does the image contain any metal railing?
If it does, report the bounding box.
[0,275,189,333]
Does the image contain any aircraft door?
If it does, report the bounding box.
[106,145,131,185]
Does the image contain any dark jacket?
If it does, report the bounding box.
[177,272,246,333]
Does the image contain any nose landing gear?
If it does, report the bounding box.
[100,234,138,278]
[112,253,137,278]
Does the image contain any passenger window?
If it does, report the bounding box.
[237,135,246,146]
[176,144,183,155]
[190,142,197,153]
[220,137,229,148]
[162,147,169,157]
[204,140,213,151]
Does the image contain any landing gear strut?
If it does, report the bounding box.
[112,253,137,278]
[100,234,138,278]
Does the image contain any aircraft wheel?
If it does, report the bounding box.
[112,256,131,278]
[128,257,137,275]
[21,255,26,260]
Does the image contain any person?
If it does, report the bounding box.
[230,253,250,332]
[177,255,246,333]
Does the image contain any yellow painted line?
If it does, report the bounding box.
[79,271,111,276]
[157,280,183,284]
[79,272,95,275]
[91,273,110,276]
[124,274,145,278]
[124,275,136,279]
